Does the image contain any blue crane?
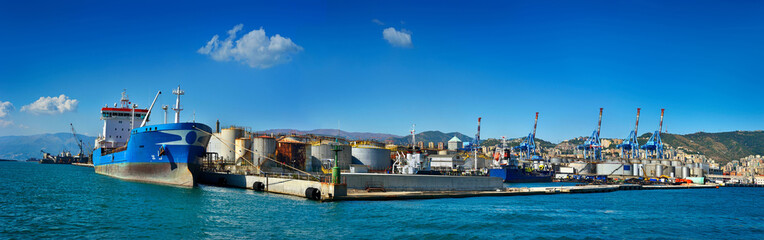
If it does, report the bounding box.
[616,108,640,159]
[514,112,539,161]
[577,108,603,161]
[641,109,665,159]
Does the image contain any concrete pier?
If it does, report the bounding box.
[342,173,504,191]
[328,184,718,202]
[198,172,347,201]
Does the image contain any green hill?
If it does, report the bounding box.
[640,131,764,164]
[392,131,474,145]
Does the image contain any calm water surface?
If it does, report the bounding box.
[1,161,762,239]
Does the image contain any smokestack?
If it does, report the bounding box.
[216,120,220,133]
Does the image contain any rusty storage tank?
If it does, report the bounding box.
[252,135,277,166]
[351,145,392,171]
[218,127,245,161]
[276,139,309,170]
[311,142,352,170]
[235,137,252,166]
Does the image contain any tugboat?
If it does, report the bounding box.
[92,87,212,187]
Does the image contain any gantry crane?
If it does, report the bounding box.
[514,112,539,161]
[577,108,603,161]
[617,108,641,159]
[641,109,665,159]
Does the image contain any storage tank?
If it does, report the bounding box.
[644,164,657,177]
[275,140,310,170]
[569,162,595,175]
[632,164,642,176]
[351,145,392,171]
[252,136,277,166]
[206,133,225,159]
[235,138,252,166]
[692,167,704,177]
[311,142,352,170]
[663,166,675,177]
[681,167,690,178]
[219,127,244,161]
[656,165,664,177]
[671,161,682,167]
[596,162,632,176]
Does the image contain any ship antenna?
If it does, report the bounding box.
[172,86,184,123]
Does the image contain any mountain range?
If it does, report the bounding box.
[0,133,97,160]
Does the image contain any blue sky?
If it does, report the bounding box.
[0,0,763,142]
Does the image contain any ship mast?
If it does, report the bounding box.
[172,86,184,123]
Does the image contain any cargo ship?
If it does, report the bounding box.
[92,87,212,187]
[489,146,553,183]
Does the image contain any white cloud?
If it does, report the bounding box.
[383,27,412,48]
[21,94,78,115]
[0,119,12,127]
[372,19,385,25]
[0,101,12,118]
[198,24,303,69]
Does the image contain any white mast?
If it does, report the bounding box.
[411,124,416,150]
[172,86,184,123]
[162,105,168,124]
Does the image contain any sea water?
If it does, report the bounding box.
[1,161,761,239]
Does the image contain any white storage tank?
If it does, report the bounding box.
[681,167,690,178]
[656,165,664,177]
[252,136,277,166]
[235,137,252,166]
[569,162,595,175]
[311,142,352,170]
[596,162,633,176]
[219,127,244,161]
[351,145,392,171]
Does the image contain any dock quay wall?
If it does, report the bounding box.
[198,172,347,201]
[342,173,504,191]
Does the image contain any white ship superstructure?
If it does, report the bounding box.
[94,90,148,150]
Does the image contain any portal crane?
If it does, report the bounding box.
[514,112,539,161]
[577,108,603,161]
[70,123,91,162]
[616,108,641,159]
[641,109,665,159]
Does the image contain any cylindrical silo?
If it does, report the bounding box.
[351,145,392,171]
[656,165,664,177]
[252,136,277,166]
[235,137,252,166]
[644,164,657,177]
[219,127,244,161]
[681,167,690,178]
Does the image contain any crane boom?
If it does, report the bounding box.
[635,108,640,136]
[597,108,603,135]
[659,108,665,133]
[532,112,538,139]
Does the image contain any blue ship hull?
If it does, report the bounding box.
[93,123,212,187]
[489,166,554,183]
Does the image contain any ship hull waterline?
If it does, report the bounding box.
[93,123,212,187]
